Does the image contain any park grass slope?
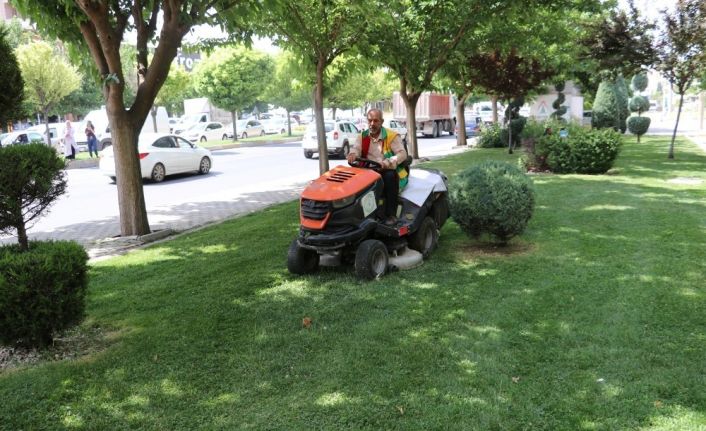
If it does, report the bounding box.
[0,136,704,430]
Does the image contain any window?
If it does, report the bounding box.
[339,123,345,132]
[175,137,194,148]
[153,137,176,148]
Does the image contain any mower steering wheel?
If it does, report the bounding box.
[349,157,382,170]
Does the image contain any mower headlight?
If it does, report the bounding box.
[332,195,356,208]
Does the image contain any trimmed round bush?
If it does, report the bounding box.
[449,161,535,244]
[0,240,89,347]
[629,95,650,113]
[631,72,648,92]
[627,116,651,139]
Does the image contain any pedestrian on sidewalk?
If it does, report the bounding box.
[63,120,77,160]
[85,121,98,158]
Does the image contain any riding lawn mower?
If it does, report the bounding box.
[287,157,449,280]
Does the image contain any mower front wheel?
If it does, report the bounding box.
[287,239,319,275]
[355,239,388,280]
[408,216,438,259]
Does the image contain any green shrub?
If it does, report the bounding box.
[0,241,88,348]
[449,161,535,245]
[627,116,651,139]
[0,143,66,251]
[592,80,621,130]
[615,76,629,134]
[520,119,547,142]
[629,95,650,113]
[533,127,622,174]
[477,123,504,148]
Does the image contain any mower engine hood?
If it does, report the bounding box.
[302,166,380,202]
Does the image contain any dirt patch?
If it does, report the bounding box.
[0,324,116,372]
[455,241,535,259]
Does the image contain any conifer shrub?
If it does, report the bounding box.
[592,80,621,130]
[449,161,535,245]
[627,72,651,142]
[0,241,89,348]
[615,76,630,134]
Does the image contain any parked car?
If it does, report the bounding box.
[99,133,212,183]
[455,116,481,137]
[582,110,592,127]
[386,119,408,137]
[179,121,227,142]
[301,120,359,159]
[262,118,291,135]
[230,119,265,139]
[27,123,62,146]
[0,130,45,147]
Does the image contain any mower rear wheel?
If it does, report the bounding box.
[408,216,438,259]
[355,239,388,280]
[431,193,449,228]
[287,239,319,275]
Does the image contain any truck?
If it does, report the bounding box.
[392,91,455,137]
[174,97,232,134]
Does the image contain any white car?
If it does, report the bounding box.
[180,121,228,142]
[0,130,44,147]
[301,120,359,159]
[386,119,408,138]
[99,133,212,183]
[229,119,265,139]
[262,118,292,135]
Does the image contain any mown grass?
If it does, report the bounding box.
[1,136,704,430]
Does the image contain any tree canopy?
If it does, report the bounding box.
[0,26,24,131]
[194,45,274,139]
[254,0,363,174]
[10,0,258,236]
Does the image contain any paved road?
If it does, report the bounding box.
[1,135,470,257]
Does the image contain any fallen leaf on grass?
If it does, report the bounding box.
[302,317,312,329]
[512,376,520,383]
[654,400,663,408]
[396,405,405,415]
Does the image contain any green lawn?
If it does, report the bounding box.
[1,136,705,430]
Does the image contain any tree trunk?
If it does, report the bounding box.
[16,220,28,251]
[455,95,468,146]
[668,93,684,159]
[286,109,291,136]
[400,90,421,159]
[43,109,51,146]
[332,107,337,120]
[109,113,151,236]
[231,111,237,141]
[314,57,329,175]
[491,95,499,124]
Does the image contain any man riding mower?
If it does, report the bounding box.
[287,110,449,280]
